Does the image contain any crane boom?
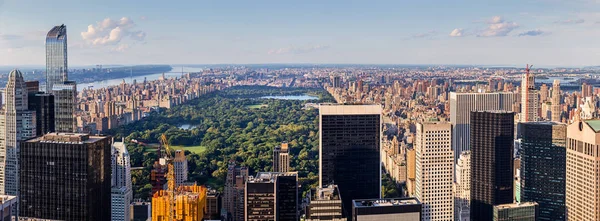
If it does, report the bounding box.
[160,134,176,221]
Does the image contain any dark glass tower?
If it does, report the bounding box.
[319,105,382,215]
[28,92,55,135]
[520,122,567,221]
[470,111,514,221]
[19,133,111,221]
[245,172,298,221]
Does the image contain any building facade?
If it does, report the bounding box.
[45,24,68,93]
[152,184,207,221]
[455,151,471,221]
[27,92,55,135]
[351,198,422,221]
[551,80,562,122]
[520,67,539,122]
[19,133,111,221]
[273,142,290,173]
[565,119,600,221]
[319,105,382,213]
[223,162,248,221]
[470,111,515,221]
[520,122,566,221]
[449,92,517,161]
[53,81,76,133]
[415,122,454,221]
[0,195,17,221]
[493,202,538,221]
[112,140,133,221]
[174,150,188,186]
[245,172,298,221]
[305,185,344,221]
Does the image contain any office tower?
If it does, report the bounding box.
[319,104,381,213]
[551,80,561,122]
[53,81,76,133]
[206,188,221,220]
[455,151,471,221]
[130,201,151,221]
[0,70,36,207]
[245,172,298,221]
[27,91,55,135]
[351,198,422,221]
[223,163,248,220]
[582,82,593,98]
[415,122,454,221]
[539,84,549,102]
[0,195,17,221]
[520,122,566,221]
[46,24,68,93]
[112,141,133,221]
[406,147,416,196]
[520,65,539,122]
[470,111,515,221]
[273,142,290,173]
[152,184,207,221]
[566,119,600,221]
[174,150,188,186]
[305,185,344,221]
[449,92,518,161]
[333,76,342,88]
[19,133,111,221]
[493,202,538,221]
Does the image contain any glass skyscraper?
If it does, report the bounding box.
[45,24,68,93]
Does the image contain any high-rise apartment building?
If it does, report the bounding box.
[455,151,471,221]
[45,24,68,93]
[520,65,539,122]
[112,141,133,221]
[206,188,221,220]
[305,185,344,221]
[351,198,422,221]
[53,81,76,133]
[27,91,55,135]
[551,80,562,122]
[174,150,188,186]
[0,70,36,208]
[493,202,538,221]
[273,142,290,173]
[245,172,298,221]
[415,122,454,221]
[223,162,248,221]
[19,133,111,221]
[470,111,515,221]
[152,184,207,221]
[520,122,566,221]
[319,104,381,213]
[449,92,518,161]
[565,119,600,221]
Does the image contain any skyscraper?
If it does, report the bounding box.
[470,111,514,221]
[493,202,538,221]
[415,122,454,221]
[245,172,298,221]
[520,122,566,221]
[273,142,290,173]
[319,104,382,213]
[455,151,471,221]
[45,24,68,93]
[173,150,188,186]
[351,198,422,221]
[53,81,76,132]
[0,70,36,206]
[19,133,111,221]
[112,140,133,221]
[551,80,562,122]
[449,92,518,161]
[565,119,600,221]
[27,91,55,135]
[223,162,248,221]
[305,185,344,221]
[520,65,539,122]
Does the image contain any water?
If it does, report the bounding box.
[535,76,581,85]
[178,124,197,130]
[77,66,204,91]
[260,95,319,100]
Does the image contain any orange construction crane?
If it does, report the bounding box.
[160,134,176,221]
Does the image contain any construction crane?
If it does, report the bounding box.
[160,134,176,221]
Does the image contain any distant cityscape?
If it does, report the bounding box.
[0,18,599,221]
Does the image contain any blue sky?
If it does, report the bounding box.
[0,0,599,67]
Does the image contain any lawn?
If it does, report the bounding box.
[171,145,207,154]
[245,104,269,109]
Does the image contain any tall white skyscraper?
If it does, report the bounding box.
[415,122,454,221]
[551,80,562,122]
[174,149,188,186]
[454,151,471,221]
[111,140,132,221]
[449,92,518,161]
[520,65,539,122]
[45,24,68,93]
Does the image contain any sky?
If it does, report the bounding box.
[0,0,599,67]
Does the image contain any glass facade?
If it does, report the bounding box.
[520,122,566,221]
[45,24,68,93]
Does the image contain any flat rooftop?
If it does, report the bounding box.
[353,198,420,208]
[494,202,538,209]
[319,104,382,115]
[585,119,600,132]
[26,133,108,144]
[248,172,297,183]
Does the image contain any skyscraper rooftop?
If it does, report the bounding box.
[46,24,67,39]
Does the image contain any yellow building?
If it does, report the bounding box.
[152,184,207,221]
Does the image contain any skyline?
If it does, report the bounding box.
[1,0,600,67]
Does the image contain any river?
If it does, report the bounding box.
[76,66,204,91]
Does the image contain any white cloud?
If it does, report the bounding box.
[268,45,330,55]
[449,28,464,37]
[477,16,519,37]
[554,19,585,24]
[518,29,549,37]
[81,17,146,46]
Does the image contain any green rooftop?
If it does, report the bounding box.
[585,119,600,132]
